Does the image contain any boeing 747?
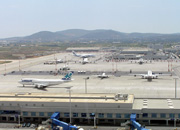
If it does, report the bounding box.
[19,72,73,89]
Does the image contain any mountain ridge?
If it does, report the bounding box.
[1,29,180,44]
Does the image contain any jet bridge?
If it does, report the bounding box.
[130,113,150,130]
[51,112,83,130]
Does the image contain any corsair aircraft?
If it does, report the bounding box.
[19,72,73,89]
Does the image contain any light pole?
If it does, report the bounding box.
[84,77,89,94]
[174,77,178,98]
[65,86,73,124]
[18,115,20,126]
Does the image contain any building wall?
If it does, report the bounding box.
[0,100,180,126]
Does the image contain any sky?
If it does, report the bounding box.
[0,0,180,38]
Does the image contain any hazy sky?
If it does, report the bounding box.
[0,0,180,38]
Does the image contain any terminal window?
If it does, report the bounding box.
[73,113,78,117]
[124,114,130,118]
[169,113,175,118]
[116,113,121,118]
[64,113,69,117]
[48,112,53,117]
[160,113,166,118]
[151,113,157,118]
[178,114,180,118]
[107,113,113,118]
[89,113,95,117]
[98,113,104,118]
[81,113,86,117]
[142,113,148,118]
[23,112,28,116]
[39,112,44,116]
[31,112,36,116]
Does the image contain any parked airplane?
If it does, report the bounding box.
[82,58,89,64]
[72,51,95,59]
[44,59,63,65]
[137,58,145,65]
[19,72,73,89]
[96,73,110,79]
[133,70,170,81]
[60,64,70,71]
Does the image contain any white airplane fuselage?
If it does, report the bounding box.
[19,78,71,86]
[97,73,109,79]
[141,71,158,79]
[73,51,95,59]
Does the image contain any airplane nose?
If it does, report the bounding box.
[18,80,22,84]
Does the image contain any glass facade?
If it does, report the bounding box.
[23,112,28,116]
[98,113,104,118]
[124,114,130,118]
[151,113,157,118]
[89,113,95,117]
[169,113,175,118]
[39,112,44,116]
[64,113,69,117]
[107,113,113,118]
[142,113,148,118]
[73,113,78,117]
[116,113,121,118]
[48,112,53,117]
[31,112,36,116]
[160,113,166,118]
[81,113,86,117]
[178,114,180,118]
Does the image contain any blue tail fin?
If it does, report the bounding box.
[62,71,73,80]
[72,51,76,56]
[72,51,79,57]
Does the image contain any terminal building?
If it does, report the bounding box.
[66,47,100,52]
[0,93,179,126]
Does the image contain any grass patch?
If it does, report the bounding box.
[0,61,12,64]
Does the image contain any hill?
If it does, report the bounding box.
[1,29,180,44]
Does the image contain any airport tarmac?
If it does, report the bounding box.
[0,52,179,99]
[1,52,180,73]
[0,74,178,98]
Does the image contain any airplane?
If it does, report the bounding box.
[18,72,73,89]
[131,58,150,65]
[133,70,170,81]
[72,51,95,59]
[59,64,70,71]
[96,73,110,79]
[82,58,89,64]
[44,59,63,65]
[137,58,145,65]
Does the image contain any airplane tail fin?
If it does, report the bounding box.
[72,51,77,56]
[62,71,73,80]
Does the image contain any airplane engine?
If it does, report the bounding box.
[35,85,44,89]
[38,85,44,89]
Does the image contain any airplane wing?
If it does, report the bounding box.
[131,74,145,77]
[154,73,172,76]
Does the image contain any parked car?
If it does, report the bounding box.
[27,123,31,127]
[30,124,36,128]
[22,123,26,127]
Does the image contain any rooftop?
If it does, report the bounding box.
[0,93,134,104]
